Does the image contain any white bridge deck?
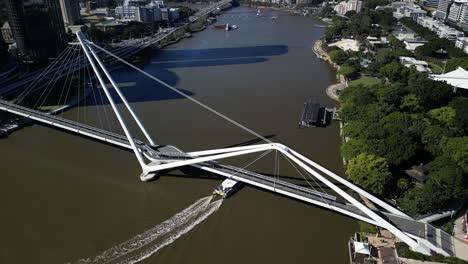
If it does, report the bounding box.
[0,99,454,256]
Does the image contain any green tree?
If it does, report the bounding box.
[400,94,422,113]
[439,137,468,173]
[375,48,395,65]
[379,61,406,82]
[338,64,360,79]
[346,153,392,195]
[329,49,349,65]
[449,97,468,134]
[341,139,370,161]
[428,106,457,130]
[407,72,453,110]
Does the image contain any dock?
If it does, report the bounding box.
[299,101,340,127]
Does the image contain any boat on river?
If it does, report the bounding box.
[213,178,242,198]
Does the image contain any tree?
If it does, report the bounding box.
[400,155,467,216]
[379,61,406,82]
[329,49,349,65]
[341,139,370,161]
[407,72,453,110]
[345,10,357,17]
[346,153,392,196]
[420,124,450,155]
[375,48,395,65]
[449,97,468,134]
[439,137,468,173]
[428,106,457,131]
[338,64,360,79]
[400,94,422,113]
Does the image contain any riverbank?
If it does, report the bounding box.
[312,39,346,102]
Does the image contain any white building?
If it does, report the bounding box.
[393,29,417,40]
[404,39,429,50]
[115,0,178,22]
[399,56,432,72]
[333,0,363,16]
[448,0,468,26]
[430,67,468,92]
[59,0,81,26]
[455,37,468,53]
[393,4,427,20]
[417,16,464,40]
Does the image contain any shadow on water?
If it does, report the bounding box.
[84,67,193,106]
[85,45,288,106]
[152,45,289,62]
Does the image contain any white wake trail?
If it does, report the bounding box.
[116,199,223,264]
[70,196,222,264]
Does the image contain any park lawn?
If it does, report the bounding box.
[349,76,381,87]
[428,62,443,74]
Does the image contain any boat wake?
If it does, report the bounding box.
[71,196,222,264]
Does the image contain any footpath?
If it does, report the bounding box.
[312,39,346,102]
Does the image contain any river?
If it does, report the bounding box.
[0,6,358,264]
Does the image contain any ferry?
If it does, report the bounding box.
[213,178,242,198]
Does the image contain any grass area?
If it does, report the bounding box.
[359,221,377,234]
[37,105,61,111]
[349,76,381,87]
[429,62,444,74]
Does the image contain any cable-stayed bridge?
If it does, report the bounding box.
[0,1,230,98]
[0,31,455,257]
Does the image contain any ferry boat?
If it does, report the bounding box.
[213,178,242,198]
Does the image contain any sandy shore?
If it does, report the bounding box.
[312,39,346,102]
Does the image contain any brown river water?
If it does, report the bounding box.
[0,6,358,264]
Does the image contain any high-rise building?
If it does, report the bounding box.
[59,0,80,26]
[448,0,468,25]
[5,0,67,64]
[436,0,452,19]
[333,0,363,16]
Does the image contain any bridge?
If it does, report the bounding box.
[0,30,455,257]
[0,1,232,98]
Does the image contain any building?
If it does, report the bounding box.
[1,22,14,44]
[423,0,442,9]
[403,38,429,50]
[399,56,432,72]
[448,0,468,26]
[5,0,67,64]
[393,3,427,20]
[59,0,80,26]
[116,0,179,22]
[455,36,468,52]
[392,29,417,40]
[435,0,452,20]
[333,0,363,16]
[136,5,162,23]
[430,67,468,92]
[417,16,464,40]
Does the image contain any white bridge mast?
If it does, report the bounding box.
[76,32,432,256]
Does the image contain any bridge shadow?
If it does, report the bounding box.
[149,45,288,69]
[85,45,288,106]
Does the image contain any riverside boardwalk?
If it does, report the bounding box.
[312,39,346,102]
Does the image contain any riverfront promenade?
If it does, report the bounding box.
[312,39,346,102]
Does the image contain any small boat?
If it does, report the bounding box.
[213,178,242,198]
[256,9,261,16]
